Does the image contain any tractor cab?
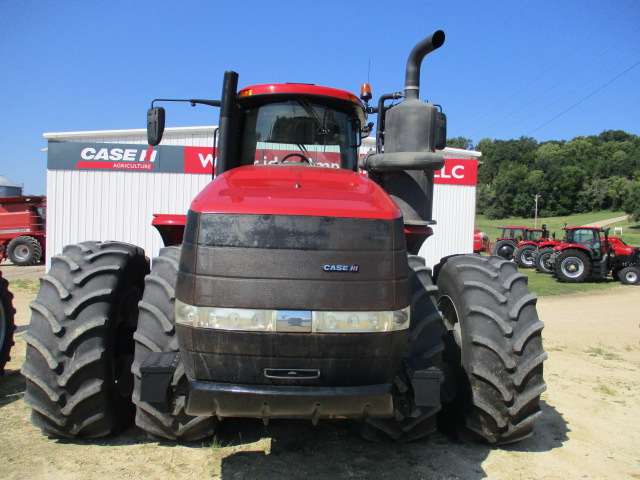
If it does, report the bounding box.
[146,80,366,176]
[498,226,527,242]
[564,227,604,260]
[525,229,544,242]
[236,84,365,171]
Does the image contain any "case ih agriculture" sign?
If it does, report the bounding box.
[48,141,477,185]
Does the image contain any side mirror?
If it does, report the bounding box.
[147,107,166,146]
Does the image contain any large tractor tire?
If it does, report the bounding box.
[22,241,149,438]
[7,236,43,266]
[619,266,640,285]
[435,254,547,444]
[514,244,536,269]
[360,255,445,442]
[491,239,517,261]
[132,246,217,441]
[553,249,591,283]
[0,270,16,375]
[533,247,555,274]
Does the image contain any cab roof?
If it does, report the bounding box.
[238,83,366,124]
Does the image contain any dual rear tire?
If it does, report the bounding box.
[21,241,216,441]
[22,241,149,438]
[364,254,547,444]
[436,255,547,443]
[360,255,445,442]
[131,246,217,441]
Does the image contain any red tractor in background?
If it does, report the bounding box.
[491,225,548,262]
[550,226,640,284]
[0,196,46,266]
[21,31,546,445]
[532,237,563,274]
[513,225,552,268]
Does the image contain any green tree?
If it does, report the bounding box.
[488,163,530,218]
[604,176,630,210]
[534,142,563,171]
[447,136,474,150]
[471,130,639,219]
[623,180,640,223]
[475,183,494,215]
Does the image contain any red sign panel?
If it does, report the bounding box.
[184,146,217,174]
[434,158,477,186]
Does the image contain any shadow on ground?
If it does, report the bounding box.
[2,360,569,480]
[217,400,569,480]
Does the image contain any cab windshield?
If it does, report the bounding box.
[240,100,359,170]
[528,230,542,241]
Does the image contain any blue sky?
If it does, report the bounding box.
[1,1,639,195]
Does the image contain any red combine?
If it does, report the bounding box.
[0,196,46,266]
[22,31,546,445]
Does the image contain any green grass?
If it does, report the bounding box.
[520,268,626,296]
[8,278,40,293]
[585,345,622,360]
[475,210,639,244]
[597,384,617,396]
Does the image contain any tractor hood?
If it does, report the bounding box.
[190,165,402,220]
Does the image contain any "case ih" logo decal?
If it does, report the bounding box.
[323,264,359,272]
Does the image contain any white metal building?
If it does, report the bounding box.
[44,127,481,268]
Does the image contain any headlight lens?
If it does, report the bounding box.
[176,302,275,331]
[175,300,410,333]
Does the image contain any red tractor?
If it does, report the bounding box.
[0,269,16,375]
[550,226,640,284]
[513,225,552,268]
[531,238,563,274]
[0,195,46,266]
[492,226,547,262]
[22,31,546,445]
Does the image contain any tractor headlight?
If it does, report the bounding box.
[176,302,276,332]
[175,300,410,333]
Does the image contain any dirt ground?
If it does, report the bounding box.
[1,262,639,480]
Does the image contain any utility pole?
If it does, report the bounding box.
[533,194,541,228]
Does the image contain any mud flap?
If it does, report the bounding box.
[140,352,180,413]
[403,357,444,407]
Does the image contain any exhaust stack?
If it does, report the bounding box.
[404,30,445,101]
[358,31,448,252]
